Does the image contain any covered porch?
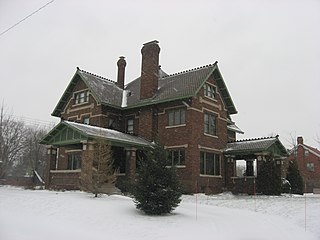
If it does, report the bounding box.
[224,136,288,195]
[41,121,151,190]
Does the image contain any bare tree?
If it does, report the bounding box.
[0,104,26,178]
[82,139,117,197]
[13,126,47,180]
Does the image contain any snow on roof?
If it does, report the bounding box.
[225,136,279,153]
[66,121,151,147]
[227,124,244,134]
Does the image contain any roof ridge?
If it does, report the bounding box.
[77,67,116,84]
[161,62,217,79]
[234,136,278,143]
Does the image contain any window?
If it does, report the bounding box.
[204,83,215,99]
[127,119,134,134]
[304,150,309,157]
[200,152,220,176]
[83,117,90,125]
[108,117,119,130]
[306,163,314,172]
[67,154,81,170]
[167,149,185,166]
[75,90,89,104]
[168,108,185,126]
[204,113,216,135]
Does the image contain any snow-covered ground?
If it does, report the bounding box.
[0,186,319,240]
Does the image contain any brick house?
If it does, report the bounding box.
[285,137,320,193]
[41,40,287,194]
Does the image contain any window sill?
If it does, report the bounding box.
[72,102,89,107]
[166,124,186,129]
[204,133,218,138]
[204,96,218,102]
[200,174,222,178]
[50,170,81,173]
[166,165,186,169]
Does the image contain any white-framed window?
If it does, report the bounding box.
[75,90,89,104]
[204,83,215,99]
[200,152,220,176]
[306,162,314,171]
[67,154,82,170]
[304,150,309,157]
[83,117,90,125]
[168,108,185,126]
[167,149,185,166]
[127,119,134,134]
[204,113,216,135]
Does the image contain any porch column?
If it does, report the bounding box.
[45,146,57,188]
[80,141,95,189]
[125,147,137,180]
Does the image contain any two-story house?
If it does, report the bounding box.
[41,40,287,194]
[286,137,320,193]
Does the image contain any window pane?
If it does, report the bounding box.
[173,151,179,165]
[174,111,180,125]
[206,153,214,175]
[179,150,185,165]
[214,155,220,175]
[180,109,185,124]
[200,152,205,174]
[168,111,174,126]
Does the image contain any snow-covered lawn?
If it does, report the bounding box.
[0,186,319,240]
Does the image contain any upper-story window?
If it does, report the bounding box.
[83,117,90,125]
[306,162,314,171]
[168,108,185,126]
[167,149,185,166]
[126,118,134,134]
[204,83,216,99]
[204,113,216,135]
[304,150,309,157]
[75,90,89,105]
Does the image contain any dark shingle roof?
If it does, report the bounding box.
[225,136,288,157]
[52,62,238,116]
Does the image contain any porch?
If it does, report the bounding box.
[224,136,287,195]
[41,121,151,190]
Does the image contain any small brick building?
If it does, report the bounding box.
[285,137,320,193]
[41,40,287,194]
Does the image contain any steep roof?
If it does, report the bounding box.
[125,62,237,114]
[225,136,288,158]
[52,62,238,116]
[298,144,320,158]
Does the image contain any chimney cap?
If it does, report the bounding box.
[297,136,303,144]
[143,40,159,46]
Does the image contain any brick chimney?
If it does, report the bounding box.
[140,40,160,99]
[297,136,303,145]
[117,56,126,89]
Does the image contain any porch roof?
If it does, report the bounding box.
[40,121,151,148]
[224,136,288,159]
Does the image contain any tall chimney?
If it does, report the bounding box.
[297,136,303,145]
[117,56,126,89]
[140,40,160,99]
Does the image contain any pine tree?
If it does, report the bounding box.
[286,160,304,195]
[257,158,282,195]
[131,142,182,215]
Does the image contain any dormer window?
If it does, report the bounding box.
[204,83,215,99]
[75,90,89,104]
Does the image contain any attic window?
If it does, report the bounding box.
[75,90,89,104]
[204,83,215,99]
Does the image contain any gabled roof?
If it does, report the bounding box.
[125,62,238,114]
[298,144,320,158]
[52,62,237,117]
[41,121,151,148]
[52,68,123,117]
[225,136,288,158]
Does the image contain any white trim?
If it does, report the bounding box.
[165,124,186,129]
[199,97,221,110]
[166,165,186,169]
[298,144,320,158]
[204,133,218,138]
[69,103,94,113]
[50,170,81,173]
[65,149,82,153]
[164,144,188,149]
[200,174,222,178]
[198,145,223,152]
[157,104,186,115]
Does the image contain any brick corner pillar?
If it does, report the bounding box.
[44,146,57,189]
[125,147,137,181]
[80,141,95,190]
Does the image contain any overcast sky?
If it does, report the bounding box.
[0,0,319,148]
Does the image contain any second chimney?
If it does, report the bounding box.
[140,40,160,100]
[117,56,126,89]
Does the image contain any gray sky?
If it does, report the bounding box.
[1,0,319,148]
